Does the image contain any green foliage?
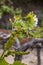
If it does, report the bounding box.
[29,27,43,38]
[12,20,28,40]
[0,1,42,65]
[15,8,22,15]
[13,61,26,65]
[0,9,43,65]
[9,11,39,40]
[0,58,8,65]
[4,32,16,50]
[0,5,15,17]
[0,59,26,65]
[25,12,35,30]
[33,27,43,38]
[4,50,30,57]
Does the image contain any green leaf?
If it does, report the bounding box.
[12,61,26,65]
[4,50,30,57]
[14,51,30,55]
[0,58,8,65]
[4,32,16,50]
[1,5,15,16]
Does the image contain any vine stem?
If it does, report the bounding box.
[0,50,6,58]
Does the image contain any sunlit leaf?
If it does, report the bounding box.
[12,61,26,65]
[0,58,8,65]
